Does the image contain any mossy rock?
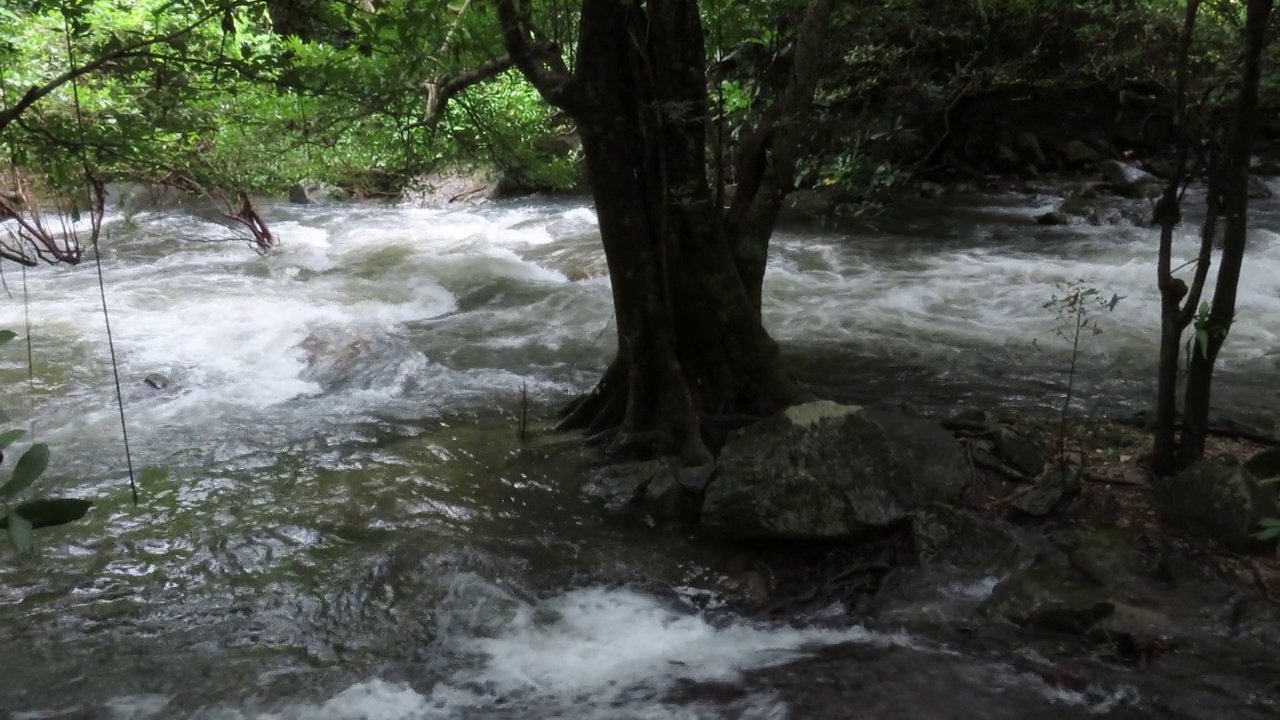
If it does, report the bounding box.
[1153,461,1280,552]
[910,503,1028,575]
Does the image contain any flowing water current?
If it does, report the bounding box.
[1,185,1279,718]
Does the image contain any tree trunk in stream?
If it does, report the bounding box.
[493,0,834,466]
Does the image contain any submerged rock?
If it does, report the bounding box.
[1100,160,1163,198]
[1247,174,1274,200]
[583,459,699,525]
[143,373,171,391]
[1153,461,1280,552]
[701,401,969,541]
[1014,131,1048,166]
[1064,140,1102,166]
[1034,210,1069,226]
[1250,158,1280,176]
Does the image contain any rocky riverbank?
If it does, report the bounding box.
[577,400,1280,717]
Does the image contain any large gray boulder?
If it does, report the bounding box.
[701,401,969,541]
[1153,461,1280,551]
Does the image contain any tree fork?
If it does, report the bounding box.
[1176,0,1273,467]
[495,0,827,462]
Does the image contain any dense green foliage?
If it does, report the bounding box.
[0,0,577,198]
[1,1,1274,202]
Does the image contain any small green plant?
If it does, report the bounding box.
[0,328,92,557]
[1183,299,1236,369]
[1254,478,1280,554]
[514,380,532,441]
[1254,517,1280,544]
[1038,280,1124,476]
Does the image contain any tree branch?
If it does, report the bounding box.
[0,12,223,133]
[421,54,517,128]
[717,0,834,306]
[493,0,575,111]
[722,0,834,236]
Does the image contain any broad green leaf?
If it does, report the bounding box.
[0,498,93,530]
[1254,524,1280,541]
[0,429,26,450]
[0,443,49,499]
[0,330,16,345]
[6,510,34,556]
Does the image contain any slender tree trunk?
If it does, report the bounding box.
[1152,0,1207,478]
[494,0,831,464]
[1177,0,1273,466]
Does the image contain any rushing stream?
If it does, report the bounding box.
[0,184,1278,718]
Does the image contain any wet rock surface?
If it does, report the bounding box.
[667,517,1280,720]
[1100,160,1163,198]
[582,459,701,525]
[672,404,1280,720]
[1153,461,1280,551]
[702,401,969,540]
[910,503,1027,575]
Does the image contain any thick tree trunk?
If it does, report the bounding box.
[558,136,801,461]
[494,0,832,463]
[1177,0,1273,467]
[551,0,802,465]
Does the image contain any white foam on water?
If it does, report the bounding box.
[2,191,1278,466]
[140,586,902,720]
[94,583,1152,720]
[461,587,889,694]
[764,219,1280,368]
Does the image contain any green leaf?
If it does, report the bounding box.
[1253,521,1280,541]
[6,510,34,556]
[0,330,17,345]
[0,443,49,499]
[0,429,24,450]
[0,498,93,530]
[1195,328,1209,353]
